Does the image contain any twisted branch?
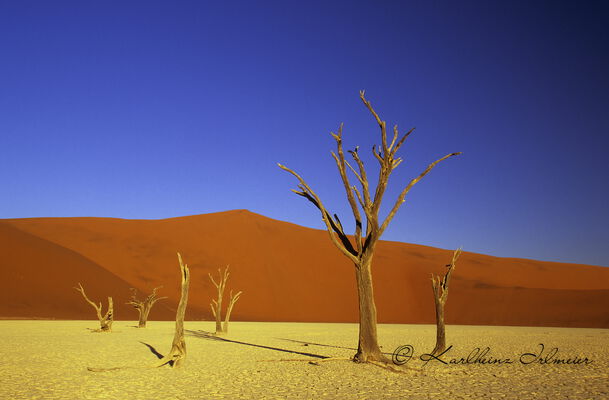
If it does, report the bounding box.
[379,152,462,237]
[277,163,359,264]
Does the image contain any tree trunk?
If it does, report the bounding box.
[138,306,151,328]
[99,297,113,332]
[353,258,387,363]
[154,253,190,368]
[222,311,231,333]
[432,298,445,355]
[215,298,223,334]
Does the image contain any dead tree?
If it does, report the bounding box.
[153,252,190,368]
[126,286,167,328]
[209,267,243,334]
[222,290,243,333]
[74,283,114,332]
[208,266,231,334]
[209,266,228,334]
[279,91,460,363]
[430,247,462,356]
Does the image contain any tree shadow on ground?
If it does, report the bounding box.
[139,341,165,360]
[276,337,397,358]
[276,337,357,351]
[185,330,330,359]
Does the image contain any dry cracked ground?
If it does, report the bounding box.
[1,321,607,399]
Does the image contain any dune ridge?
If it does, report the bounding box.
[1,210,608,327]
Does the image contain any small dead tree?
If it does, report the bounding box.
[208,266,242,335]
[74,283,114,332]
[279,91,460,363]
[209,266,229,334]
[126,286,167,328]
[430,247,462,355]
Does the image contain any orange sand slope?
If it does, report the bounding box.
[1,210,608,327]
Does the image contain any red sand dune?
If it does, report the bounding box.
[1,210,608,327]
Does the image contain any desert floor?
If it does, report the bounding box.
[1,320,607,399]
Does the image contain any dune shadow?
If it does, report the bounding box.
[185,330,330,359]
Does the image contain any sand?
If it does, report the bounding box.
[1,320,607,399]
[2,210,609,328]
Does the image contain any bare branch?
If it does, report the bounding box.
[389,125,398,152]
[393,127,415,154]
[344,158,363,185]
[379,152,462,236]
[360,90,388,156]
[227,290,242,311]
[149,295,168,306]
[229,290,243,306]
[333,214,344,235]
[278,163,359,264]
[74,283,102,313]
[371,145,383,165]
[349,148,372,207]
[223,290,243,333]
[352,185,365,211]
[442,247,462,292]
[359,90,383,127]
[147,286,167,304]
[329,124,363,250]
[208,272,219,289]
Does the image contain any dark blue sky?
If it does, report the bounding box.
[1,1,608,266]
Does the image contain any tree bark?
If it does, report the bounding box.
[101,297,114,332]
[138,307,150,328]
[353,258,387,363]
[154,252,190,368]
[431,296,446,355]
[214,293,223,334]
